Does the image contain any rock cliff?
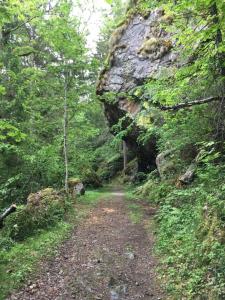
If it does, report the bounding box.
[97,8,177,172]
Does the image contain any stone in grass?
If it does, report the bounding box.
[68,178,85,196]
[178,163,196,185]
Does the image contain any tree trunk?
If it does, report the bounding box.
[123,140,127,171]
[210,2,225,140]
[210,2,225,76]
[63,72,69,194]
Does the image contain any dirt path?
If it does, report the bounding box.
[8,191,163,300]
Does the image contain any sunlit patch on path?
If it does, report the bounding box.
[111,192,125,197]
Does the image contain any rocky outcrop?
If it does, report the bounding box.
[97,9,176,95]
[156,150,177,179]
[97,8,177,172]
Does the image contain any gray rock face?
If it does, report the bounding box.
[97,9,177,173]
[74,182,85,196]
[98,9,177,95]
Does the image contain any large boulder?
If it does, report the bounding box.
[97,8,177,95]
[97,8,177,172]
[3,188,65,241]
[157,149,198,184]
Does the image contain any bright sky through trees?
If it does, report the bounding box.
[73,0,111,52]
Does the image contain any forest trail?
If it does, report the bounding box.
[8,190,163,300]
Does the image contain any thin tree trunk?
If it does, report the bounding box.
[63,72,69,194]
[123,140,127,171]
[210,2,225,76]
[210,2,225,140]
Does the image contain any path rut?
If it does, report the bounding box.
[8,191,163,300]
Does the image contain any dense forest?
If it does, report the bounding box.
[0,0,225,299]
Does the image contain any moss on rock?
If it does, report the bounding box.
[138,37,172,59]
[68,178,81,186]
[3,188,65,241]
[27,188,62,208]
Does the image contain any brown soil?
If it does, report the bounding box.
[8,191,163,300]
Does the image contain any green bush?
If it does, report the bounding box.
[135,173,173,203]
[0,235,15,251]
[2,201,65,242]
[82,169,102,188]
[98,153,123,181]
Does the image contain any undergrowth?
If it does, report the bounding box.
[135,162,225,299]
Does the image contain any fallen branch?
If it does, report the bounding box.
[0,204,17,228]
[159,96,221,111]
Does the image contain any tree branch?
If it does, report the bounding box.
[158,96,221,111]
[2,16,38,37]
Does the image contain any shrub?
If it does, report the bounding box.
[135,173,173,203]
[153,163,225,298]
[82,169,102,188]
[2,188,65,242]
[0,235,15,251]
[98,153,123,181]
